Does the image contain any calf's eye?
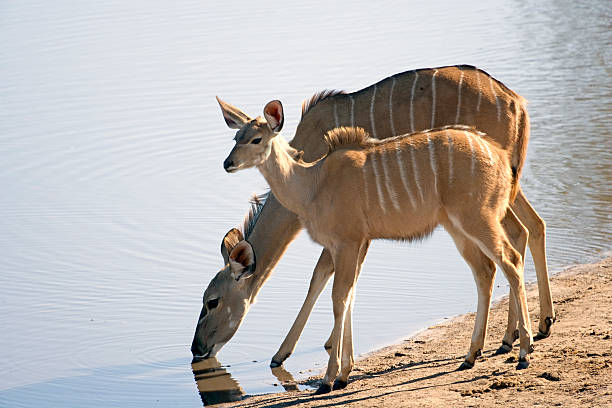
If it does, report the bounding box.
[251,137,262,144]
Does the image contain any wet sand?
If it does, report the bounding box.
[221,257,612,407]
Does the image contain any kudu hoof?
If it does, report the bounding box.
[270,352,290,367]
[494,341,513,355]
[535,316,555,340]
[457,360,474,371]
[333,379,348,390]
[516,357,530,370]
[314,383,332,395]
[458,349,481,369]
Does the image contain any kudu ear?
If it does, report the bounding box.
[216,96,252,129]
[228,240,256,281]
[220,228,244,265]
[263,100,284,133]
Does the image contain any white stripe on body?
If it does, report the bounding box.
[333,101,340,128]
[465,130,476,176]
[489,76,501,122]
[361,158,370,211]
[370,84,377,139]
[431,69,438,128]
[427,135,438,197]
[477,135,495,165]
[350,95,355,127]
[380,151,401,211]
[467,131,487,164]
[389,77,396,137]
[369,153,387,213]
[514,101,521,156]
[448,213,499,268]
[476,70,482,112]
[455,71,464,124]
[447,131,454,185]
[395,140,417,209]
[409,145,425,202]
[410,72,419,133]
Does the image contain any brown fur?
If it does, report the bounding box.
[225,119,534,390]
[301,90,346,118]
[195,66,554,373]
[242,193,269,239]
[298,65,529,185]
[324,126,374,152]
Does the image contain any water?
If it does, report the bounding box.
[1,1,610,406]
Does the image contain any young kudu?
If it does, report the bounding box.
[222,99,534,392]
[192,65,553,369]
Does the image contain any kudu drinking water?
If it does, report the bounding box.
[221,98,534,392]
[191,66,553,369]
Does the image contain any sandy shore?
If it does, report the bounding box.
[222,257,612,407]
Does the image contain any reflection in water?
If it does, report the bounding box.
[191,358,303,405]
[191,357,244,406]
[271,366,300,392]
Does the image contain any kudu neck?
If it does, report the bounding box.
[243,193,302,303]
[257,136,316,219]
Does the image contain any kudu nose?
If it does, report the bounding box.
[191,337,205,358]
[223,158,234,172]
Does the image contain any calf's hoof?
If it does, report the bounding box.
[494,341,513,355]
[535,316,555,340]
[332,379,348,390]
[314,383,332,395]
[457,360,474,371]
[516,357,530,370]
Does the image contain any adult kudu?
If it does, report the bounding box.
[191,65,554,367]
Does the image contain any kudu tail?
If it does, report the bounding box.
[510,98,530,203]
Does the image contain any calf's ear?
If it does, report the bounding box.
[263,100,284,132]
[216,96,252,129]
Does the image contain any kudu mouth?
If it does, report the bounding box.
[191,341,213,362]
[191,324,215,361]
[191,353,211,363]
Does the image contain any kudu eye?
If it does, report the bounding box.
[251,137,262,144]
[206,298,219,310]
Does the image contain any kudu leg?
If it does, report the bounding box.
[445,223,496,369]
[511,188,555,336]
[462,217,534,369]
[333,287,355,390]
[271,248,334,367]
[336,240,370,389]
[496,208,529,354]
[315,242,362,395]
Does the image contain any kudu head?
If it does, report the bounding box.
[217,97,284,173]
[191,228,256,360]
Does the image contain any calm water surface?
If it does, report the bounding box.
[1,1,610,406]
